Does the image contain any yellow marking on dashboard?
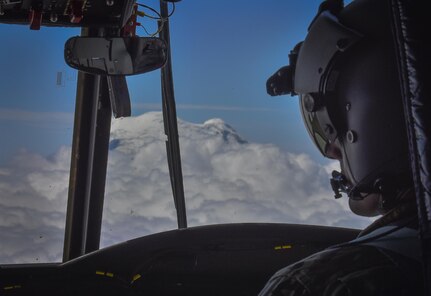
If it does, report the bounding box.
[4,285,21,290]
[132,274,142,283]
[274,245,292,250]
[96,270,114,278]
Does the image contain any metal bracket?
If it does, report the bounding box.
[107,76,131,118]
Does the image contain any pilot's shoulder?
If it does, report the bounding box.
[259,244,421,296]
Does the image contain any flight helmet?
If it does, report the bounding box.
[267,0,412,209]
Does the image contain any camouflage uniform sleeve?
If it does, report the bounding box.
[259,245,422,296]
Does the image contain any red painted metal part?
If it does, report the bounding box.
[69,0,86,24]
[29,9,42,30]
[121,4,139,37]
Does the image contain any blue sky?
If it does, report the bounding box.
[0,0,327,163]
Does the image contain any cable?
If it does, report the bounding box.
[136,2,175,36]
[136,2,175,20]
[167,2,176,17]
[137,3,162,19]
[140,22,164,37]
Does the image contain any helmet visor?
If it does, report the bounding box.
[299,95,329,157]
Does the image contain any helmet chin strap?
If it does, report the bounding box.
[330,170,384,201]
[331,170,412,212]
[330,170,363,200]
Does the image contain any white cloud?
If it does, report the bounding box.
[0,147,70,263]
[0,112,372,264]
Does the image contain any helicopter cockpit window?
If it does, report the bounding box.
[99,0,370,248]
[0,26,80,263]
[0,0,369,262]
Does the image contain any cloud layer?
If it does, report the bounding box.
[0,112,371,264]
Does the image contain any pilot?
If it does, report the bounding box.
[261,0,423,294]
